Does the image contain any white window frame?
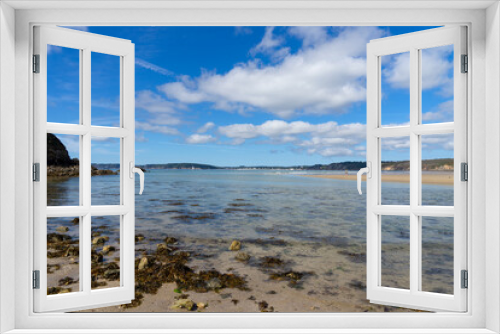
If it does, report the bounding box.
[366,26,467,312]
[1,1,499,333]
[33,26,136,312]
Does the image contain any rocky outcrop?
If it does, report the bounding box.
[47,134,118,177]
[47,133,78,167]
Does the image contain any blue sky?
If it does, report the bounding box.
[48,26,454,166]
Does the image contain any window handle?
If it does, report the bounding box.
[357,162,371,195]
[129,162,145,195]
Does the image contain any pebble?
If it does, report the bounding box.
[138,257,149,270]
[56,226,69,233]
[229,240,241,251]
[171,299,195,311]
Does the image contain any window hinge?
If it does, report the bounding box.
[33,270,40,289]
[33,54,40,73]
[461,54,468,73]
[461,162,468,182]
[461,270,468,289]
[33,163,40,182]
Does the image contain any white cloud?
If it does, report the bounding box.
[383,45,453,96]
[288,26,328,47]
[422,133,454,151]
[135,132,149,143]
[135,90,182,125]
[160,27,385,118]
[250,27,290,60]
[381,137,411,151]
[422,100,453,122]
[136,121,179,136]
[197,122,215,133]
[235,27,253,35]
[186,134,216,144]
[135,58,173,76]
[218,120,366,157]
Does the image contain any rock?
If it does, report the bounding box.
[235,252,250,262]
[102,245,115,254]
[104,269,120,280]
[138,257,149,270]
[157,243,168,251]
[171,299,195,311]
[206,278,222,289]
[165,237,178,244]
[258,301,269,312]
[196,302,207,310]
[64,246,79,257]
[135,234,145,242]
[229,240,241,251]
[47,133,75,167]
[92,253,103,263]
[56,226,69,233]
[71,218,79,225]
[92,236,109,245]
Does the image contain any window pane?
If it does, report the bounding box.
[381,137,410,205]
[91,137,121,206]
[421,134,454,206]
[47,216,80,295]
[47,133,80,206]
[47,45,80,124]
[421,45,454,124]
[91,216,121,290]
[381,215,410,290]
[381,52,410,127]
[421,217,454,294]
[91,52,121,127]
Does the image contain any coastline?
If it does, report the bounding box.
[303,173,454,185]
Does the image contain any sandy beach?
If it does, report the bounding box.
[303,173,454,185]
[45,230,449,313]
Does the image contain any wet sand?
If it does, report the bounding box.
[303,173,454,185]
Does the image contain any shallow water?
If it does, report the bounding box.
[47,169,455,303]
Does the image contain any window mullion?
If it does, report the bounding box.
[81,48,92,294]
[409,47,420,295]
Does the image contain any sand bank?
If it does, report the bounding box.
[303,173,453,185]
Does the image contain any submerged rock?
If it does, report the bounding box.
[102,245,115,254]
[258,256,284,268]
[206,278,222,289]
[92,236,109,245]
[229,240,241,251]
[235,252,251,262]
[56,226,69,233]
